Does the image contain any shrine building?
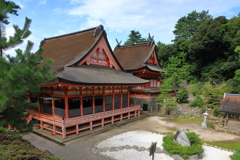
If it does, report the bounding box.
[28,25,149,138]
[114,41,166,112]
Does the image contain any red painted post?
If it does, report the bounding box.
[52,99,55,115]
[40,121,43,129]
[53,125,56,134]
[120,114,123,121]
[111,116,114,124]
[92,98,95,114]
[120,87,123,108]
[76,124,79,134]
[90,121,93,130]
[64,88,69,119]
[101,118,104,127]
[128,112,130,119]
[80,100,83,116]
[62,127,66,138]
[112,87,114,110]
[103,97,106,112]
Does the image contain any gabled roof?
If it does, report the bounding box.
[219,93,240,114]
[37,25,123,72]
[114,42,166,72]
[36,25,148,85]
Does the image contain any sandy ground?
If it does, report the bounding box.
[23,116,240,160]
[96,130,234,160]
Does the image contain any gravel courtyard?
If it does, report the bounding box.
[23,116,240,160]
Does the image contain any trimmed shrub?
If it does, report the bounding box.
[0,129,61,160]
[230,149,240,160]
[213,108,220,116]
[206,104,214,109]
[163,132,203,158]
[190,95,204,108]
[176,86,189,103]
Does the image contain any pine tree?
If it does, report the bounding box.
[0,0,56,132]
[155,77,177,115]
[124,30,147,45]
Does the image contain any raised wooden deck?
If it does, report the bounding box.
[29,105,141,138]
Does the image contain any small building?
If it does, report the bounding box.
[114,42,166,112]
[28,25,148,138]
[218,93,240,128]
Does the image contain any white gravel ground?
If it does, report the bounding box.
[96,130,234,160]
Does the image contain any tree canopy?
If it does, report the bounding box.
[172,10,212,42]
[124,30,147,45]
[0,0,55,132]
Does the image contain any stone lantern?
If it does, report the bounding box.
[201,111,208,127]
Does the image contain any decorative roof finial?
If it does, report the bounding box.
[116,39,122,47]
[93,25,104,37]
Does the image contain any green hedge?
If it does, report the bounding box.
[163,132,203,158]
[0,128,61,160]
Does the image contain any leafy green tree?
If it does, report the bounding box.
[173,10,212,42]
[0,1,56,132]
[124,30,146,45]
[176,86,189,103]
[156,77,177,115]
[190,95,204,108]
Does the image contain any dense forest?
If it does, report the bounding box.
[124,10,240,111]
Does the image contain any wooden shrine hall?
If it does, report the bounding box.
[114,40,166,111]
[28,25,148,138]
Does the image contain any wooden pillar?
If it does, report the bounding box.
[120,114,123,121]
[53,125,56,134]
[64,88,69,119]
[92,98,95,114]
[62,127,66,138]
[76,124,79,134]
[120,87,123,108]
[128,112,130,119]
[112,87,114,110]
[138,109,141,116]
[134,110,137,117]
[111,116,114,124]
[80,99,83,116]
[40,121,43,129]
[51,99,55,115]
[103,97,106,112]
[90,121,93,130]
[101,119,104,127]
[128,87,130,107]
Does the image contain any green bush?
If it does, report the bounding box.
[163,132,203,158]
[208,97,219,104]
[176,87,189,103]
[0,130,61,160]
[230,149,240,160]
[207,122,214,129]
[206,104,214,109]
[190,95,204,108]
[213,108,220,116]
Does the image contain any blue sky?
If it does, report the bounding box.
[4,0,240,56]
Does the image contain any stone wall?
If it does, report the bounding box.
[169,104,203,117]
[130,97,165,114]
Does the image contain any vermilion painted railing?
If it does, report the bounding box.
[29,105,141,127]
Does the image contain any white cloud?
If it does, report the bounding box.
[39,0,47,5]
[14,1,24,9]
[67,0,240,44]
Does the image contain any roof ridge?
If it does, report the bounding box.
[114,41,155,49]
[40,25,103,46]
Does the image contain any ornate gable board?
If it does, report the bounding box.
[78,37,121,70]
[146,50,158,64]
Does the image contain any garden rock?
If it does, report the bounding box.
[124,145,131,149]
[155,147,161,153]
[170,154,184,160]
[186,154,198,160]
[174,128,191,147]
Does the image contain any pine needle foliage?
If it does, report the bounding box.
[0,0,56,132]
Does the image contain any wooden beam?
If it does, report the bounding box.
[64,88,69,119]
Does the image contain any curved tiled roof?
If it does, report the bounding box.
[219,94,240,114]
